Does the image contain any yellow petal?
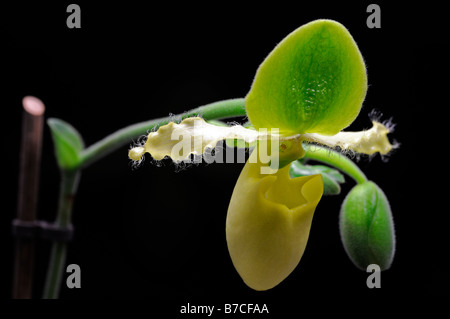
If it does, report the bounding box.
[226,151,323,290]
[128,117,278,162]
[304,121,393,155]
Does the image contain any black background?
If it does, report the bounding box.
[2,0,448,315]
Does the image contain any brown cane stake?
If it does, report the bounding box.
[12,96,45,299]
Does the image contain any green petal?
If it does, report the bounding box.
[246,19,367,135]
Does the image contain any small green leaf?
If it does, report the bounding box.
[246,19,367,135]
[47,118,84,170]
[339,181,395,270]
[290,160,345,195]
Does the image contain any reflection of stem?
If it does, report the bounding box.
[44,98,246,298]
[303,145,367,184]
[42,169,80,299]
[79,98,246,168]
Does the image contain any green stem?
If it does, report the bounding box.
[303,145,367,184]
[42,169,80,299]
[43,98,246,298]
[42,242,67,299]
[79,98,246,168]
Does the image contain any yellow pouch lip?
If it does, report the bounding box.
[226,159,324,291]
[246,162,323,216]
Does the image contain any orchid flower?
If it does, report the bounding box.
[128,19,396,290]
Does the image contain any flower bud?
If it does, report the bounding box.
[226,154,323,290]
[339,181,395,270]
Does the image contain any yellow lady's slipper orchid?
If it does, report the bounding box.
[126,19,396,292]
[226,149,323,291]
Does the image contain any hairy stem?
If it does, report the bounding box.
[303,144,367,184]
[44,98,246,298]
